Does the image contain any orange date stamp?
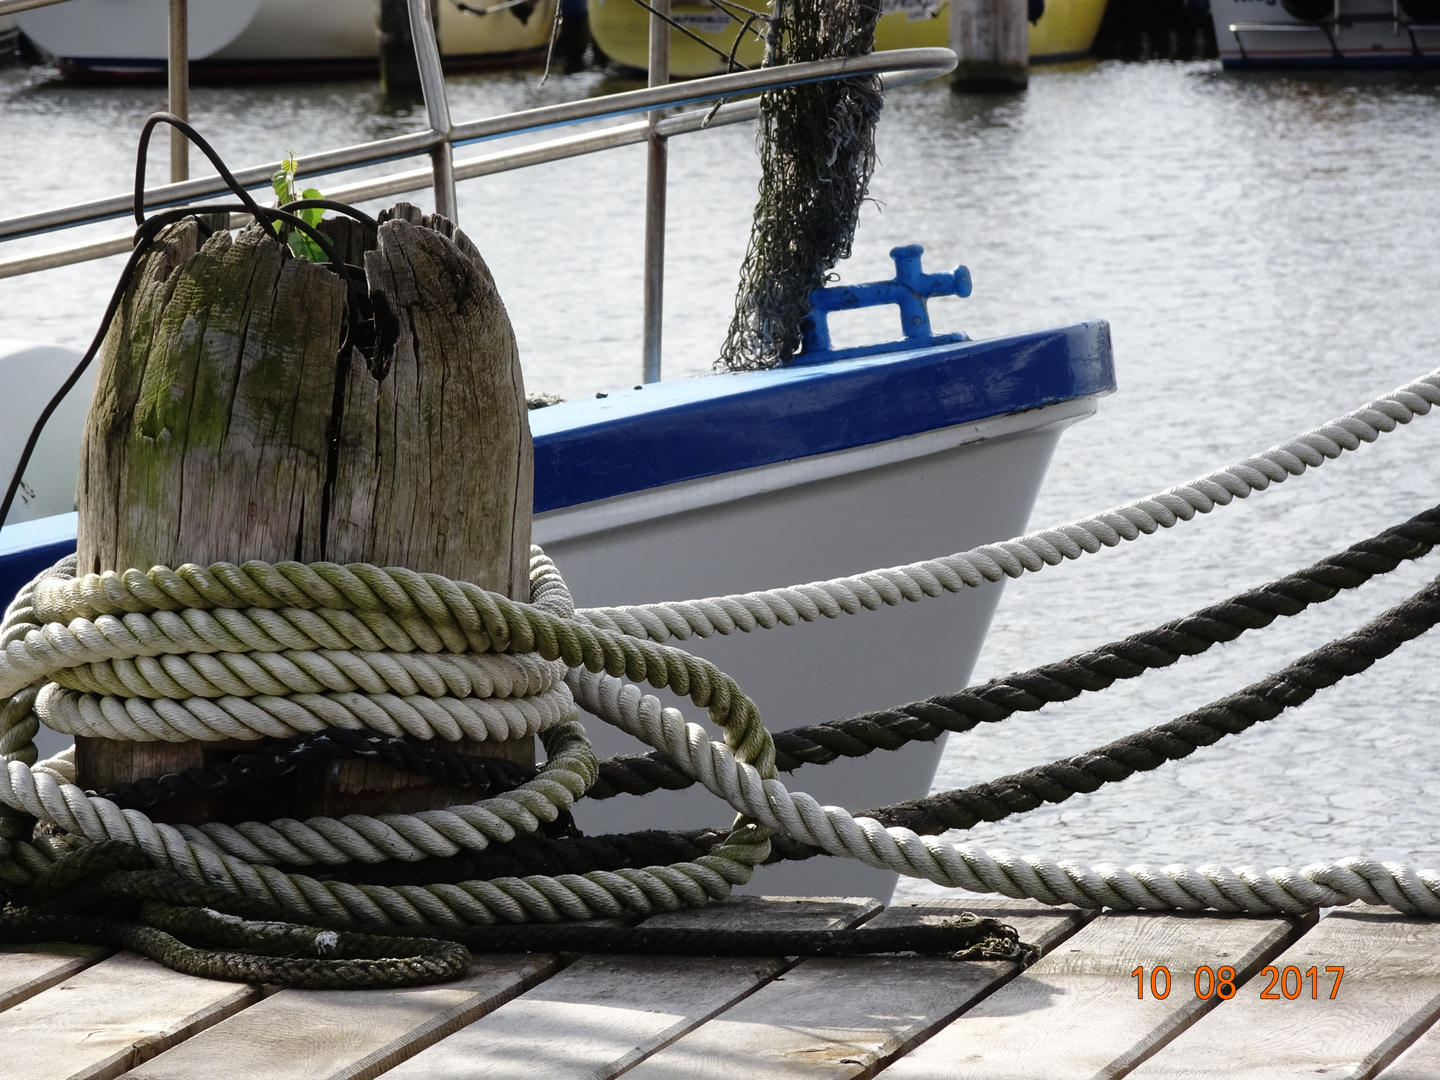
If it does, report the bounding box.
[1130,964,1344,1000]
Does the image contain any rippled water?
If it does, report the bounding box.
[2,57,1439,889]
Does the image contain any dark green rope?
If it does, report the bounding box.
[0,841,1033,985]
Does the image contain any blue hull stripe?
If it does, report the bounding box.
[530,320,1115,513]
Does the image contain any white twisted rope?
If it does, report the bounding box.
[577,368,1440,643]
[0,554,774,927]
[568,668,1440,916]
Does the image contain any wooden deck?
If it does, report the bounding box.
[5,895,1440,1080]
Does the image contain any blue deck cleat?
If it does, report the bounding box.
[795,244,973,365]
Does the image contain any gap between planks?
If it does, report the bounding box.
[380,895,887,1080]
[879,907,1309,1080]
[0,942,110,1014]
[1132,906,1440,1080]
[0,950,263,1080]
[618,897,1094,1080]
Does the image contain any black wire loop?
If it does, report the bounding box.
[0,116,383,528]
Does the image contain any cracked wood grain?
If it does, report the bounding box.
[73,205,533,818]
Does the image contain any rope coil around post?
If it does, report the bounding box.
[0,554,778,945]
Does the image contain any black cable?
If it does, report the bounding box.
[0,115,384,530]
[620,0,758,70]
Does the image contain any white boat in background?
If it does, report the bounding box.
[530,320,1112,900]
[13,0,556,80]
[1212,0,1440,67]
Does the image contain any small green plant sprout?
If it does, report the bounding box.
[271,153,327,263]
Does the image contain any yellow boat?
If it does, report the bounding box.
[587,0,1109,78]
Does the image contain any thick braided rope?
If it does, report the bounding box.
[588,502,1440,796]
[566,567,1440,915]
[862,574,1440,834]
[0,555,777,928]
[579,369,1440,644]
[0,556,777,773]
[332,823,1440,919]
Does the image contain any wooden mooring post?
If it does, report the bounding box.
[950,0,1029,92]
[74,204,534,823]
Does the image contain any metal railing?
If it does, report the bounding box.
[0,0,70,15]
[0,0,956,381]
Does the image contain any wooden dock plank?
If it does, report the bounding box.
[1373,1009,1440,1079]
[383,895,883,1080]
[0,943,109,1013]
[877,909,1305,1080]
[621,898,1091,1080]
[119,954,560,1080]
[1129,907,1440,1079]
[0,951,262,1080]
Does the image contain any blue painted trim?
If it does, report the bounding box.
[531,320,1114,513]
[0,513,77,618]
[0,321,1115,589]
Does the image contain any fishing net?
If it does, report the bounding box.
[717,0,885,371]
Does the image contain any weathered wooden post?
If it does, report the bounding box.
[950,0,1029,92]
[75,204,534,823]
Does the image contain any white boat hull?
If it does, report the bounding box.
[537,396,1095,901]
[0,318,1114,902]
[0,342,92,528]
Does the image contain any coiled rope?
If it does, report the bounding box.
[3,500,1440,984]
[0,553,777,932]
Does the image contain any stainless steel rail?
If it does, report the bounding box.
[7,83,950,281]
[0,49,953,245]
[642,0,671,384]
[0,0,955,380]
[408,0,457,221]
[0,0,69,15]
[0,95,764,279]
[169,0,188,182]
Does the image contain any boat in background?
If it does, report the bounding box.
[13,0,557,81]
[0,343,93,529]
[1211,0,1440,67]
[587,0,1109,79]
